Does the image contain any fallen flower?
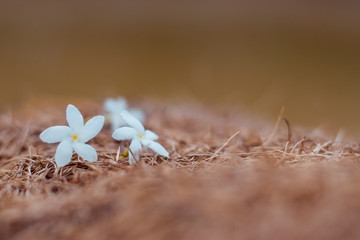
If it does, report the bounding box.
[40,104,105,167]
[104,97,145,130]
[112,111,169,165]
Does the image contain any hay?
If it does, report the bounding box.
[0,99,360,240]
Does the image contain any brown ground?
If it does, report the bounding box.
[0,99,360,240]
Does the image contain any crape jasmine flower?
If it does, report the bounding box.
[104,97,145,130]
[112,111,169,165]
[40,104,104,167]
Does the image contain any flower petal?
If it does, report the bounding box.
[66,104,84,130]
[120,111,145,134]
[104,97,127,114]
[129,138,142,164]
[73,142,98,162]
[40,126,72,143]
[141,139,169,158]
[129,109,145,123]
[144,130,158,141]
[109,114,126,130]
[104,98,116,113]
[55,140,73,167]
[78,116,105,142]
[112,127,137,141]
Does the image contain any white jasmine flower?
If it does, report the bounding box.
[112,111,169,165]
[40,104,105,167]
[104,97,145,130]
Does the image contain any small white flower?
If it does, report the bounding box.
[104,97,145,130]
[40,104,105,167]
[112,111,169,165]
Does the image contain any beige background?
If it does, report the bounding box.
[1,1,360,135]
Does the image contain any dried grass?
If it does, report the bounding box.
[0,99,360,240]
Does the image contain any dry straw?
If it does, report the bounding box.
[0,99,360,240]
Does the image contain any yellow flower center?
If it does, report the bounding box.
[138,134,144,139]
[72,134,79,141]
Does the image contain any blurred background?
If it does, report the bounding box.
[1,1,360,136]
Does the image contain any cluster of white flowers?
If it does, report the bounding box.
[40,98,169,167]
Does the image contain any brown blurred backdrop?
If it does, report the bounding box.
[1,1,360,136]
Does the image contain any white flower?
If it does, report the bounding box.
[104,97,145,130]
[112,111,169,165]
[40,104,105,167]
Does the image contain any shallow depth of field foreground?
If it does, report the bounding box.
[1,100,360,240]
